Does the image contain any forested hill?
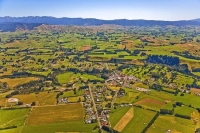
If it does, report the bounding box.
[0,22,42,32]
[0,16,200,26]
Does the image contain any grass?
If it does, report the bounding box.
[133,87,200,109]
[122,107,157,133]
[134,98,166,111]
[0,108,30,128]
[59,90,84,97]
[174,106,196,116]
[193,72,200,76]
[29,70,51,76]
[0,77,38,88]
[114,107,134,132]
[109,86,120,91]
[26,104,84,125]
[21,121,97,133]
[67,96,84,103]
[173,93,200,108]
[115,89,140,103]
[109,106,131,127]
[56,72,103,84]
[0,127,22,133]
[147,115,195,133]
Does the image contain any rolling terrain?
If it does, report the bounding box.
[0,21,200,133]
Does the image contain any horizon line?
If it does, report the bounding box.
[0,16,199,22]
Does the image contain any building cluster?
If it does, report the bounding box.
[107,71,137,87]
[58,97,68,104]
[83,88,96,124]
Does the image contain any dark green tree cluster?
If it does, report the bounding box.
[146,55,180,66]
[160,108,174,115]
[102,126,119,133]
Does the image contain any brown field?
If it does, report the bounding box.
[0,77,38,88]
[114,107,134,132]
[190,88,200,93]
[134,98,165,106]
[26,104,84,125]
[5,40,21,47]
[82,45,91,51]
[175,43,200,56]
[0,99,6,107]
[12,91,58,106]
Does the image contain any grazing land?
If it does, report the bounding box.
[26,104,84,125]
[122,107,157,133]
[0,24,200,132]
[147,115,195,133]
[0,108,30,127]
[0,77,38,88]
[11,91,58,106]
[114,107,134,132]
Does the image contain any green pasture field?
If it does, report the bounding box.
[56,72,103,84]
[59,90,84,98]
[122,107,157,133]
[21,121,97,133]
[0,127,22,133]
[133,89,200,109]
[147,115,195,133]
[67,96,85,103]
[29,70,51,76]
[0,108,30,128]
[193,72,200,76]
[109,106,131,127]
[115,88,141,103]
[174,106,196,116]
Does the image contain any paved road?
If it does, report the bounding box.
[89,86,102,131]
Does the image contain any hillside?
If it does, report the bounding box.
[0,22,42,32]
[0,16,200,27]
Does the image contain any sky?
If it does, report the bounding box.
[0,0,199,20]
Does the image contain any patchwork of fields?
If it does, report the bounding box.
[0,25,200,133]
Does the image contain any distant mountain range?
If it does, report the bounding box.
[0,16,200,32]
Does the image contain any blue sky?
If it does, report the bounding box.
[0,0,199,20]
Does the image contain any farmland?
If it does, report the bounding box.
[122,107,157,133]
[26,104,84,125]
[0,24,200,133]
[11,91,58,106]
[0,77,38,88]
[147,115,195,133]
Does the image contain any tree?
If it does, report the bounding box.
[133,49,140,55]
[31,101,36,106]
[17,101,23,105]
[74,88,77,95]
[78,97,81,102]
